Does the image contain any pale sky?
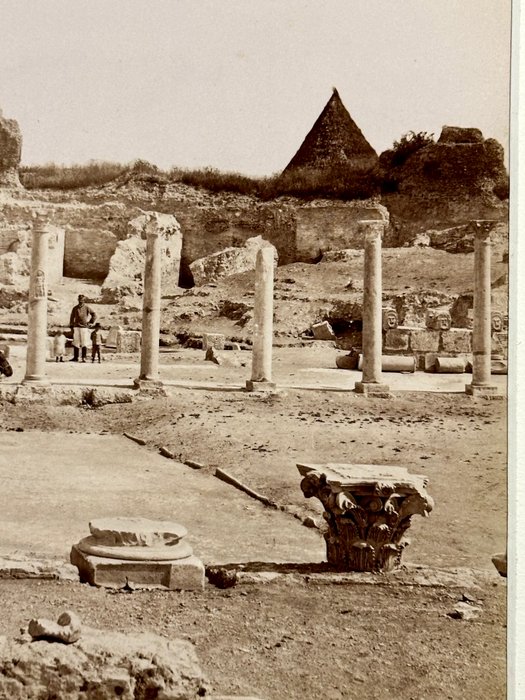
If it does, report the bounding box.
[0,0,512,176]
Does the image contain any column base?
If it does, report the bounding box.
[465,383,503,399]
[354,381,391,398]
[133,378,167,396]
[21,376,50,385]
[246,379,277,392]
[70,545,204,591]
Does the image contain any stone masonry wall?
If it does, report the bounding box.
[172,203,296,285]
[295,204,389,261]
[64,228,118,280]
[0,223,64,285]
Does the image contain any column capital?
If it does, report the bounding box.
[31,211,49,234]
[297,463,433,572]
[468,220,498,241]
[358,219,385,240]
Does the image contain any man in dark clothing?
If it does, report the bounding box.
[69,294,96,362]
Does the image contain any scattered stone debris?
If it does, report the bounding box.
[0,626,207,698]
[184,459,205,470]
[123,432,147,446]
[492,552,507,577]
[28,610,82,644]
[215,468,277,508]
[448,600,483,621]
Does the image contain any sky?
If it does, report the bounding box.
[0,0,513,176]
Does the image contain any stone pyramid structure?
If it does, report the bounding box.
[283,88,377,174]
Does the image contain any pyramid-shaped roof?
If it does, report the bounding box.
[283,89,377,173]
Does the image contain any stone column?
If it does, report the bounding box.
[355,220,390,397]
[135,220,162,388]
[466,221,499,397]
[23,214,50,385]
[246,247,276,391]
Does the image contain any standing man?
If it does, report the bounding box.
[69,294,96,362]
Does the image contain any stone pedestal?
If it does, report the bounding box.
[354,221,390,396]
[297,463,433,572]
[466,221,499,397]
[136,217,162,386]
[246,247,276,392]
[70,517,204,590]
[23,214,50,385]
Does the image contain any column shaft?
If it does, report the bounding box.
[138,231,161,382]
[361,225,383,383]
[23,216,49,384]
[471,229,492,385]
[248,247,274,387]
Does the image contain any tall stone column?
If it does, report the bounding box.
[23,214,50,385]
[466,220,499,397]
[135,219,162,387]
[355,220,390,397]
[246,247,276,392]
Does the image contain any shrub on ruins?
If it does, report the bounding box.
[173,166,261,196]
[20,160,126,189]
[378,131,435,192]
[262,163,381,201]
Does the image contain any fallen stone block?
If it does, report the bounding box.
[311,321,336,341]
[357,354,416,373]
[105,325,122,347]
[190,235,277,286]
[205,347,241,367]
[448,601,482,621]
[28,611,81,644]
[0,627,206,699]
[492,552,507,577]
[101,212,182,301]
[116,330,141,353]
[203,333,225,351]
[435,356,466,373]
[491,358,508,375]
[336,353,359,370]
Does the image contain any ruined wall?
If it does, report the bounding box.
[0,110,22,188]
[172,203,296,285]
[46,224,65,284]
[0,223,64,285]
[63,228,118,280]
[295,203,389,261]
[0,226,23,255]
[382,193,508,246]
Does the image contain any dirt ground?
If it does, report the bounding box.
[0,345,507,699]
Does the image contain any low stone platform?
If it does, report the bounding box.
[71,517,205,590]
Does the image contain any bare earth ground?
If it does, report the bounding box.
[0,345,507,699]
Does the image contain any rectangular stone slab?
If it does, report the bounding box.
[71,546,205,590]
[297,463,428,494]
